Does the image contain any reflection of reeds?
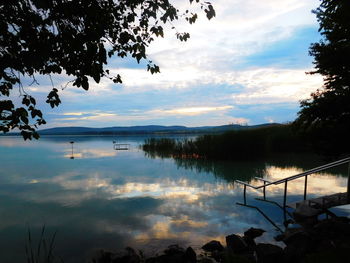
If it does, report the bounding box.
[25,225,61,263]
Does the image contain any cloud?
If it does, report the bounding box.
[50,105,246,127]
[17,0,323,128]
[43,65,321,127]
[147,0,320,70]
[229,68,323,104]
[54,111,118,121]
[62,112,86,116]
[149,106,234,116]
[103,66,323,106]
[63,149,117,159]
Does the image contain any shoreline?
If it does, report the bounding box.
[91,216,350,263]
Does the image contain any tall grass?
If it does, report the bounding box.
[142,124,310,160]
[25,226,61,263]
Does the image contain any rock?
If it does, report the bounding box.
[164,244,185,256]
[197,256,217,263]
[308,217,350,251]
[273,234,285,242]
[116,247,140,263]
[241,229,261,256]
[226,234,248,254]
[185,247,196,263]
[256,243,284,263]
[243,235,256,249]
[146,245,196,263]
[155,244,186,263]
[283,227,303,241]
[146,254,183,263]
[146,254,169,263]
[244,228,266,239]
[283,231,311,247]
[293,204,320,227]
[283,219,295,228]
[294,203,321,217]
[202,240,224,252]
[92,247,140,263]
[210,250,226,263]
[92,250,113,263]
[283,232,313,263]
[145,257,157,263]
[314,217,350,237]
[239,252,257,263]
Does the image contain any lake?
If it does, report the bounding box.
[0,136,348,262]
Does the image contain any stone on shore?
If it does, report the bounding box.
[164,244,185,255]
[146,245,197,263]
[91,217,350,263]
[93,247,140,263]
[226,234,248,253]
[185,247,197,263]
[256,243,283,263]
[244,228,266,239]
[201,240,224,252]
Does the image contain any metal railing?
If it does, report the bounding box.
[113,141,130,150]
[235,156,350,227]
[113,143,130,150]
[236,156,350,204]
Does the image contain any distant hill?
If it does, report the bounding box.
[36,123,280,135]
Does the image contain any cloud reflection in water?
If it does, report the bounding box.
[0,137,348,262]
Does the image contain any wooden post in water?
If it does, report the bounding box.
[70,141,74,159]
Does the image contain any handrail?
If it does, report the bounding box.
[254,177,272,183]
[271,156,350,186]
[235,156,350,223]
[235,180,257,188]
[236,156,350,190]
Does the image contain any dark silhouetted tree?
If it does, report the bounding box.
[294,0,350,154]
[0,0,215,139]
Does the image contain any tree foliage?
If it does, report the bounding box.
[294,0,350,153]
[0,0,215,139]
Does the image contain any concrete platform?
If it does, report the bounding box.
[288,192,348,210]
[329,204,350,218]
[288,192,349,218]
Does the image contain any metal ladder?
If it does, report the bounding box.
[235,156,350,231]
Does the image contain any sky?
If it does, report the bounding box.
[24,0,324,128]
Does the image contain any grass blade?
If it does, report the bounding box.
[28,227,35,263]
[47,230,57,262]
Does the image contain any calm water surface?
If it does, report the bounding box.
[0,136,348,262]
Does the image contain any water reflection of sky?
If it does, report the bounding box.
[236,165,348,200]
[0,136,348,262]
